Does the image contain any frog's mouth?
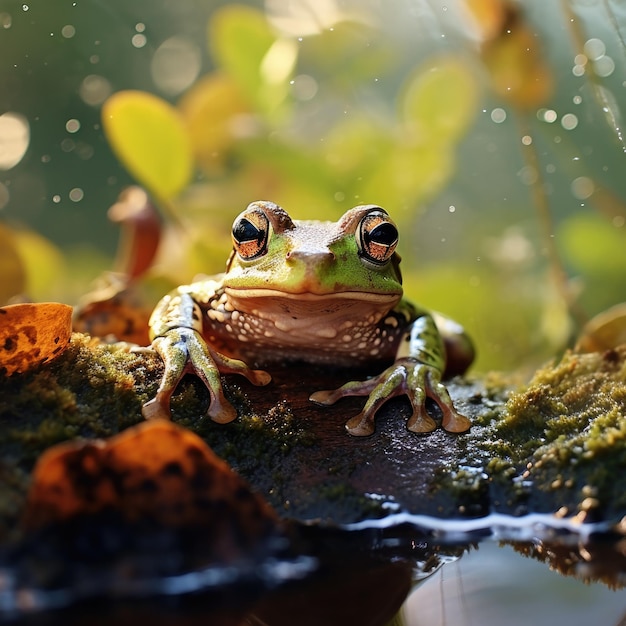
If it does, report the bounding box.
[225,287,399,303]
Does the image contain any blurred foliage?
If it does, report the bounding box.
[1,0,626,373]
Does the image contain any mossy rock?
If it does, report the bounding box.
[2,334,626,536]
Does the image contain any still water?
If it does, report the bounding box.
[404,541,626,626]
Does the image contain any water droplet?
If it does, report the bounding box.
[490,108,506,123]
[594,55,615,77]
[22,4,29,11]
[0,112,30,169]
[65,118,80,133]
[573,95,582,105]
[132,33,147,48]
[151,36,201,96]
[583,38,605,61]
[291,74,318,101]
[135,22,145,33]
[572,65,585,77]
[448,205,456,213]
[571,176,594,200]
[60,138,74,152]
[0,13,12,28]
[61,24,75,38]
[518,165,538,186]
[574,53,587,66]
[521,135,532,145]
[52,194,61,203]
[537,108,557,123]
[561,113,578,130]
[69,187,84,202]
[79,74,111,106]
[41,154,51,163]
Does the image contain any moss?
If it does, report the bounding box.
[483,347,626,519]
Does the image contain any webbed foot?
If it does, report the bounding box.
[310,359,470,437]
[143,328,271,423]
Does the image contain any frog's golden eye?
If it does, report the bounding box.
[357,209,398,266]
[232,208,270,260]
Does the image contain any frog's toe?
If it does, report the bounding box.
[407,411,437,433]
[206,393,238,424]
[345,411,376,437]
[247,369,272,387]
[142,393,172,421]
[441,408,471,433]
[426,378,471,433]
[309,389,340,406]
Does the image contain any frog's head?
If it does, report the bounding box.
[222,201,403,325]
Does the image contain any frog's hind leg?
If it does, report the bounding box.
[432,312,475,378]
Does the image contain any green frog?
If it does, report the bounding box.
[143,201,474,436]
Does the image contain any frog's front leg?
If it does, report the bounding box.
[310,313,471,437]
[142,290,271,423]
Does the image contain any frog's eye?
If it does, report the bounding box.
[232,209,270,260]
[357,209,398,266]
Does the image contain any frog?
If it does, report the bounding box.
[142,200,474,437]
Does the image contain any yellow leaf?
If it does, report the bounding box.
[102,90,193,200]
[0,302,72,375]
[12,229,67,301]
[178,73,251,175]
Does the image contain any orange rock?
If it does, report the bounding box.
[0,302,72,375]
[24,420,279,558]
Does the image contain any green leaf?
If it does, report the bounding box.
[401,56,478,145]
[560,213,626,277]
[209,5,295,117]
[0,223,26,305]
[102,90,193,201]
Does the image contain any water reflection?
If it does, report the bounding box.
[403,542,626,626]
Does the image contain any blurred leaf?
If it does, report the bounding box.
[560,213,626,277]
[463,0,509,40]
[73,272,152,346]
[0,224,26,305]
[209,5,295,117]
[401,57,478,145]
[0,302,72,375]
[102,91,193,201]
[559,213,626,313]
[480,8,553,110]
[404,264,563,372]
[12,228,67,302]
[236,138,339,204]
[357,143,453,216]
[298,21,393,87]
[178,72,252,175]
[107,187,161,280]
[576,303,626,353]
[323,116,391,177]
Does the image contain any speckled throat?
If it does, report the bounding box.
[204,287,404,365]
